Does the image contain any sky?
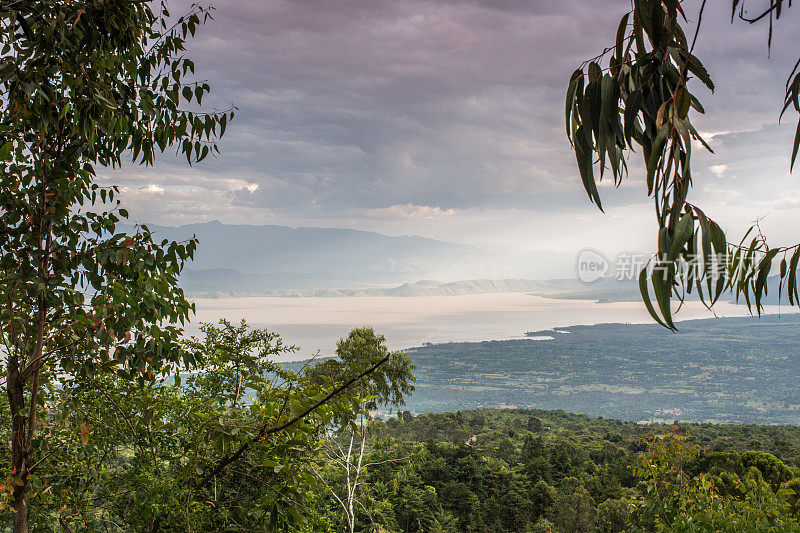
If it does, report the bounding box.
[106,0,800,257]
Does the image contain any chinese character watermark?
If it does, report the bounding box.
[576,249,755,284]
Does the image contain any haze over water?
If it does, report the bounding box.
[189,293,779,361]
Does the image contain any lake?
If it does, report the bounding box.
[188,293,779,360]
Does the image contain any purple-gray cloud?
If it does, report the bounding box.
[109,0,800,252]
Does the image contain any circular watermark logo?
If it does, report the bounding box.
[577,249,609,283]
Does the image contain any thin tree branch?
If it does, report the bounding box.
[190,355,389,493]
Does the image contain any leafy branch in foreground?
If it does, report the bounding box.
[566,0,800,328]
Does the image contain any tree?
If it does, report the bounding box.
[566,0,800,328]
[0,320,411,530]
[310,328,415,533]
[596,498,631,533]
[0,2,232,529]
[741,450,794,489]
[631,433,799,531]
[13,320,327,530]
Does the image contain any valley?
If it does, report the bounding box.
[400,315,800,424]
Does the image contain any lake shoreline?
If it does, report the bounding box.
[189,292,790,361]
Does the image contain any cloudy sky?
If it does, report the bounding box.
[107,0,800,256]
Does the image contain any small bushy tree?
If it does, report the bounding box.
[311,328,415,533]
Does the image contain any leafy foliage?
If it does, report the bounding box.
[632,433,799,531]
[0,321,412,531]
[312,408,800,532]
[0,2,234,526]
[566,0,800,327]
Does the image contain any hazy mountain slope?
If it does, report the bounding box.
[140,221,574,291]
[183,276,642,300]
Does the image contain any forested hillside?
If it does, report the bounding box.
[310,409,800,532]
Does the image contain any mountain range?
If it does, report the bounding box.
[140,221,576,295]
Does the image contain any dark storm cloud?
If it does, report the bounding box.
[123,1,800,227]
[152,0,624,212]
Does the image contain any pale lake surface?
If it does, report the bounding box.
[188,293,781,361]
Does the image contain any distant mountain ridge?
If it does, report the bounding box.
[185,276,642,301]
[138,221,575,293]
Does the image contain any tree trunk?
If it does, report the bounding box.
[12,494,29,533]
[7,365,30,533]
[7,275,47,532]
[7,294,43,533]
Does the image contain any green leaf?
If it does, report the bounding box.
[754,249,779,313]
[587,80,603,139]
[615,13,630,63]
[624,91,642,148]
[789,247,800,305]
[574,126,603,211]
[566,70,583,138]
[601,75,615,125]
[675,87,690,119]
[0,141,12,161]
[668,211,693,262]
[639,268,675,330]
[685,53,715,92]
[588,61,602,82]
[646,129,668,190]
[687,122,713,153]
[694,209,714,298]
